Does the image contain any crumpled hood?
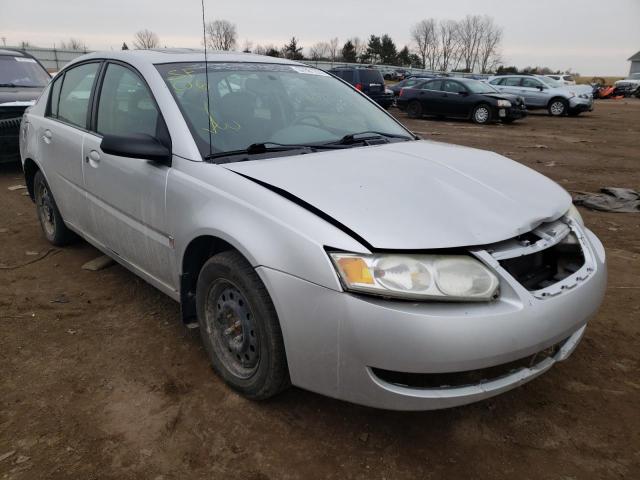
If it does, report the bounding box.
[483,92,523,103]
[225,140,571,250]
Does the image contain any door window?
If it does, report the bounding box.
[504,77,521,87]
[521,78,543,89]
[421,80,442,91]
[442,80,466,94]
[47,75,63,118]
[57,62,100,128]
[96,63,160,138]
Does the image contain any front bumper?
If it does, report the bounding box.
[369,93,394,108]
[258,227,606,411]
[499,105,528,120]
[569,96,594,112]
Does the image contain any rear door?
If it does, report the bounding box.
[416,79,443,114]
[38,61,101,229]
[81,61,174,287]
[500,76,523,96]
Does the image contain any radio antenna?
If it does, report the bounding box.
[201,0,213,158]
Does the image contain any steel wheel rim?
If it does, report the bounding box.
[205,280,260,379]
[475,107,489,123]
[550,102,564,115]
[36,182,56,238]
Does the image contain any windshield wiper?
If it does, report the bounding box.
[330,130,415,145]
[204,141,348,162]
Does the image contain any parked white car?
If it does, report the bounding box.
[545,74,576,86]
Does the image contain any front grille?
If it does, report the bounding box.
[372,339,567,389]
[499,233,585,291]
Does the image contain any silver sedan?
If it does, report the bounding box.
[20,50,606,410]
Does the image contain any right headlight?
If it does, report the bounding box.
[329,252,499,302]
[565,204,584,227]
[496,99,512,108]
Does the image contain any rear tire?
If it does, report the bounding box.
[472,103,492,124]
[548,98,568,116]
[33,170,75,246]
[196,251,289,400]
[407,100,423,118]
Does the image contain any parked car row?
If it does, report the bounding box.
[329,67,394,108]
[392,73,594,124]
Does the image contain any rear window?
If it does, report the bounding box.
[357,70,384,84]
[564,75,575,82]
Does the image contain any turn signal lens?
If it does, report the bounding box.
[336,257,374,285]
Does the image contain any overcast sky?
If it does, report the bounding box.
[1,0,638,75]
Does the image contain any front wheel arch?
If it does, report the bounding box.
[23,158,40,201]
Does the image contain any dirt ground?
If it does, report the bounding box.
[1,100,639,480]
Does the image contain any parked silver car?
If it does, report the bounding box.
[20,50,606,410]
[488,74,593,116]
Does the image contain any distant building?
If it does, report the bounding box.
[629,50,640,75]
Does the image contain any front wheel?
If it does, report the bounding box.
[548,98,568,116]
[472,104,492,124]
[33,170,75,246]
[196,251,289,400]
[407,100,423,118]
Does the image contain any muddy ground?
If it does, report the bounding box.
[1,100,639,479]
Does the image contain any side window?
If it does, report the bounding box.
[521,78,542,88]
[57,62,100,128]
[443,80,466,94]
[96,63,160,138]
[48,75,63,118]
[422,80,442,91]
[504,77,522,87]
[489,77,504,85]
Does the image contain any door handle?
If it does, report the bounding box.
[42,129,52,144]
[86,149,101,167]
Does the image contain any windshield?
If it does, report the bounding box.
[629,73,640,80]
[156,62,411,158]
[0,55,50,87]
[463,79,499,94]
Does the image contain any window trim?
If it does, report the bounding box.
[90,59,172,151]
[44,60,104,132]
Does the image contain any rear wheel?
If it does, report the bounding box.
[548,98,568,116]
[407,100,423,118]
[472,103,492,124]
[196,251,289,400]
[33,171,75,246]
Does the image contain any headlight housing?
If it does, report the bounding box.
[329,252,499,301]
[565,204,584,227]
[496,99,512,108]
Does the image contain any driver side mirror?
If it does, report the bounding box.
[100,133,171,166]
[537,85,546,91]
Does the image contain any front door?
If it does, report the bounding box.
[82,62,174,287]
[441,80,471,117]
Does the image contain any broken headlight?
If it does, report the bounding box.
[565,204,584,227]
[329,253,499,301]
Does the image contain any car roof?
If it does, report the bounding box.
[0,48,29,57]
[64,49,305,71]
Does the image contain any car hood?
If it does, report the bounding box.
[0,86,43,105]
[224,140,571,250]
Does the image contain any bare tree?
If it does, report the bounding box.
[457,15,486,72]
[437,19,461,71]
[242,39,253,53]
[411,19,438,70]
[350,37,367,62]
[19,41,31,49]
[477,18,503,73]
[133,29,160,49]
[327,37,339,63]
[60,38,86,50]
[309,42,329,61]
[1,37,6,47]
[253,44,266,55]
[205,19,237,51]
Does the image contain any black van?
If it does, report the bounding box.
[328,67,394,109]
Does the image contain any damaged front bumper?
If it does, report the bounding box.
[257,221,606,411]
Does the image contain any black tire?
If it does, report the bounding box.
[548,98,568,116]
[196,251,289,400]
[472,103,492,124]
[33,170,75,246]
[407,100,423,118]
